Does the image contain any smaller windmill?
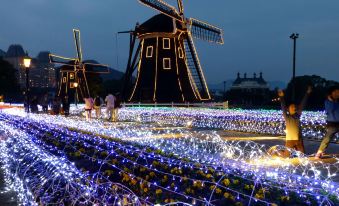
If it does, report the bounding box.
[49,29,109,101]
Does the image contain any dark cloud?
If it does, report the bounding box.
[1,0,338,84]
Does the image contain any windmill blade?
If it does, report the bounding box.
[189,18,224,44]
[84,63,110,74]
[177,0,184,14]
[139,0,183,22]
[183,34,211,100]
[73,29,83,62]
[49,54,77,66]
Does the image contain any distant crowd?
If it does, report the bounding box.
[24,93,122,122]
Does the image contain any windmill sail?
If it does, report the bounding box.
[73,29,83,62]
[189,18,224,44]
[138,0,183,22]
[49,54,77,67]
[183,34,211,100]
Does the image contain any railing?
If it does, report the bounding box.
[122,101,229,109]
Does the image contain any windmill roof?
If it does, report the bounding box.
[138,14,175,34]
[5,44,25,57]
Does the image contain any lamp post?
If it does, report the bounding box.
[290,33,299,101]
[73,82,79,107]
[23,57,31,113]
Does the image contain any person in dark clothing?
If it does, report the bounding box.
[113,93,121,122]
[30,96,39,113]
[278,86,312,155]
[62,95,70,116]
[52,96,61,115]
[315,86,339,159]
[93,95,102,119]
[41,93,49,113]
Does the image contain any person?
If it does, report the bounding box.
[105,93,115,121]
[84,96,94,121]
[315,86,339,159]
[52,96,61,115]
[278,86,312,155]
[113,93,121,122]
[30,96,39,113]
[93,95,102,119]
[41,93,49,113]
[62,95,70,116]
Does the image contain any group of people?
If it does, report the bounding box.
[84,93,121,121]
[278,85,339,159]
[24,93,70,116]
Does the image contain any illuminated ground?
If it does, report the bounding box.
[0,106,338,205]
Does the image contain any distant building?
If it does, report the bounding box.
[33,51,56,88]
[3,45,27,88]
[226,72,271,107]
[3,45,56,89]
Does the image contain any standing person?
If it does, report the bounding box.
[41,93,49,113]
[315,86,339,159]
[93,95,102,119]
[105,93,115,121]
[62,95,70,116]
[278,86,312,155]
[52,96,61,115]
[30,96,39,113]
[113,93,121,122]
[84,96,94,121]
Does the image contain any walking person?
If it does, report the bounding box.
[105,93,115,121]
[30,96,39,113]
[278,86,312,155]
[84,96,94,121]
[93,95,102,119]
[113,93,121,122]
[52,96,61,115]
[62,95,70,116]
[315,86,339,159]
[41,93,49,113]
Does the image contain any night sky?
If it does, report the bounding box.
[1,0,339,84]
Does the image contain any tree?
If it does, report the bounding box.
[285,75,339,110]
[0,57,20,101]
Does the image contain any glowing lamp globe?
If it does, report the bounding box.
[23,57,31,68]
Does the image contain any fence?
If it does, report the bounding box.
[122,101,229,109]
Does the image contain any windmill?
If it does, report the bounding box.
[49,29,109,101]
[122,0,223,103]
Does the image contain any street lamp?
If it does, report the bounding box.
[73,82,79,107]
[290,33,299,101]
[23,56,31,113]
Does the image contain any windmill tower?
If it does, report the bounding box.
[122,0,224,103]
[49,29,109,101]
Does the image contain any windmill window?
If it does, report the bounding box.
[163,58,171,70]
[70,73,74,79]
[146,46,153,58]
[163,38,170,49]
[178,47,184,58]
[63,77,67,83]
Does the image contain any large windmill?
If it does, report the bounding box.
[49,29,109,101]
[122,0,224,103]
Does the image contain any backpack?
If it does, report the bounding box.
[114,96,121,108]
[94,97,101,107]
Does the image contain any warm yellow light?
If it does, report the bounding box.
[73,82,79,88]
[23,58,31,68]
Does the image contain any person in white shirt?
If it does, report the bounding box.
[84,96,94,121]
[105,94,115,121]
